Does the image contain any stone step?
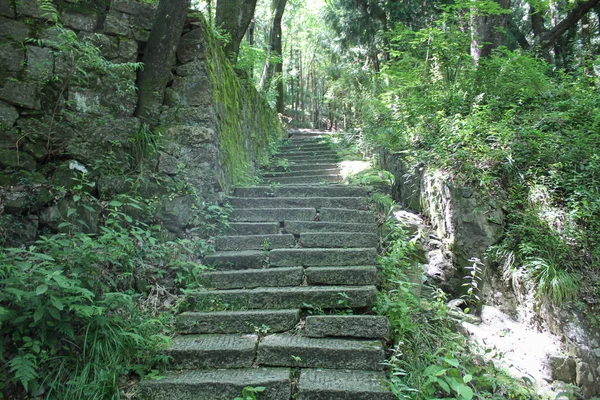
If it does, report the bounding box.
[278,144,332,151]
[284,220,377,235]
[234,185,371,198]
[299,232,378,248]
[215,234,296,251]
[275,152,339,160]
[225,222,280,235]
[272,155,341,163]
[305,266,378,286]
[204,250,266,270]
[176,309,301,334]
[269,248,378,267]
[141,368,291,400]
[320,208,375,224]
[166,334,258,369]
[257,335,385,370]
[264,175,343,185]
[188,285,378,311]
[228,197,366,211]
[263,168,340,177]
[230,208,316,222]
[270,163,340,172]
[199,267,304,289]
[298,369,394,400]
[304,315,390,339]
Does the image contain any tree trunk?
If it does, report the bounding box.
[135,0,190,121]
[215,0,258,63]
[471,0,511,62]
[540,0,600,50]
[258,0,288,114]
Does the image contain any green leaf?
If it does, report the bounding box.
[33,308,44,323]
[443,357,460,367]
[50,297,64,311]
[36,284,49,296]
[109,200,123,207]
[463,374,473,384]
[73,194,81,202]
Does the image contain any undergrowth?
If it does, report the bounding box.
[378,219,539,399]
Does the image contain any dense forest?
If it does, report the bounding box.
[1,0,599,398]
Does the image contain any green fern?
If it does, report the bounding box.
[8,353,39,392]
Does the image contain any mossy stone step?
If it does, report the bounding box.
[304,315,390,339]
[270,163,340,172]
[278,143,332,151]
[230,207,316,222]
[141,368,292,400]
[320,208,376,224]
[299,232,378,248]
[305,266,378,286]
[176,309,301,334]
[233,185,371,198]
[166,334,258,369]
[215,234,295,251]
[284,220,377,234]
[228,197,366,210]
[272,156,341,164]
[188,285,378,310]
[204,250,266,270]
[263,168,340,177]
[269,248,378,267]
[264,175,342,185]
[198,267,304,289]
[257,335,385,370]
[224,222,280,235]
[298,369,394,400]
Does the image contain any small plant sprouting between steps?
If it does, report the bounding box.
[234,385,266,400]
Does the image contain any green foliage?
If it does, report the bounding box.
[379,221,539,399]
[234,386,266,400]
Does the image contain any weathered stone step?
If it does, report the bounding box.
[284,220,377,235]
[269,162,340,172]
[204,250,266,270]
[224,222,280,235]
[299,232,378,248]
[275,152,339,160]
[257,335,385,370]
[278,144,332,152]
[272,155,341,163]
[199,267,304,289]
[176,309,301,334]
[320,208,375,224]
[269,248,377,267]
[264,175,342,185]
[230,208,316,222]
[141,368,291,400]
[304,315,390,339]
[234,185,371,198]
[166,334,257,369]
[189,285,378,310]
[263,168,340,177]
[298,369,394,400]
[305,266,378,286]
[228,197,366,211]
[215,234,295,251]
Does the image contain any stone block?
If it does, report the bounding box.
[204,250,267,270]
[61,11,97,31]
[103,10,131,36]
[299,232,378,248]
[298,369,394,400]
[177,27,205,64]
[198,267,303,290]
[231,208,316,223]
[233,185,371,198]
[264,175,342,185]
[110,0,156,30]
[26,46,54,80]
[320,208,375,223]
[305,315,390,338]
[78,32,120,59]
[176,309,301,334]
[0,17,29,41]
[215,234,296,251]
[165,75,212,107]
[224,222,280,236]
[166,334,257,369]
[0,101,19,128]
[228,197,366,210]
[140,368,291,400]
[284,220,378,235]
[118,37,138,62]
[0,0,14,18]
[160,106,215,126]
[269,248,378,267]
[39,197,101,234]
[15,0,56,20]
[68,85,136,117]
[257,335,384,370]
[175,60,207,77]
[159,194,197,232]
[305,266,378,286]
[0,80,40,110]
[0,148,36,170]
[548,354,577,384]
[0,42,24,73]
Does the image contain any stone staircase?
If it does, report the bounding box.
[141,131,394,400]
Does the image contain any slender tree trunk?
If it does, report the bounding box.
[529,4,552,62]
[259,0,288,114]
[215,0,258,63]
[135,0,190,121]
